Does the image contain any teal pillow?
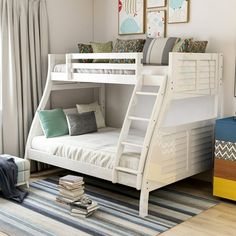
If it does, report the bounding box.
[38,108,69,138]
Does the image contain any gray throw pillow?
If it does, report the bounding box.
[66,111,97,136]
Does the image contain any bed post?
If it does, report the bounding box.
[139,180,150,217]
[99,84,106,118]
[66,54,73,80]
[24,55,54,159]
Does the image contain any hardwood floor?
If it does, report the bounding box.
[159,179,236,236]
[23,169,236,235]
[160,203,236,236]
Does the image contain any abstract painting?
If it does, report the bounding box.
[147,10,166,38]
[119,0,144,35]
[168,0,189,23]
[147,0,166,9]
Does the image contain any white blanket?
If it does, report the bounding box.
[31,127,143,170]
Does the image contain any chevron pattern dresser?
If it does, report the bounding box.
[214,117,236,200]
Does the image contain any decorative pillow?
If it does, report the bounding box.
[66,112,97,136]
[38,108,69,138]
[90,41,113,63]
[111,39,146,63]
[172,38,193,52]
[76,101,105,129]
[188,41,208,53]
[77,43,93,63]
[142,37,177,65]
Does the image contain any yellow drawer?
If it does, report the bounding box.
[213,177,236,201]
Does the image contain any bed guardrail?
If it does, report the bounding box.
[64,53,143,84]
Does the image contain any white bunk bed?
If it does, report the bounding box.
[25,52,223,217]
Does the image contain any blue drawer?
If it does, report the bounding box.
[215,117,236,142]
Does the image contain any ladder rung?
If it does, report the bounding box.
[115,167,138,175]
[136,92,158,96]
[128,116,150,122]
[121,141,143,148]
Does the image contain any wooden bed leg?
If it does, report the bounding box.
[139,183,149,217]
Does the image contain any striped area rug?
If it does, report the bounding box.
[0,176,218,236]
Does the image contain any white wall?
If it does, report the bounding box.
[47,0,95,106]
[47,0,94,53]
[94,0,236,126]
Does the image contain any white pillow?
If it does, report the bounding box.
[63,108,78,115]
[76,101,105,129]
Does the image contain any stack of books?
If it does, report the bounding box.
[56,175,84,206]
[70,199,99,218]
[56,175,99,218]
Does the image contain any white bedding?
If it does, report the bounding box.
[53,64,135,75]
[31,127,143,170]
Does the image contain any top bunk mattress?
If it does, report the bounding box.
[31,127,143,170]
[53,64,135,75]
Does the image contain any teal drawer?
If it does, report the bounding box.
[215,117,236,142]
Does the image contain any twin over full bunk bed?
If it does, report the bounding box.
[25,51,223,217]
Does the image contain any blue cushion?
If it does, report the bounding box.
[215,117,236,142]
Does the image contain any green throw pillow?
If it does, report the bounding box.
[90,41,113,63]
[38,108,69,138]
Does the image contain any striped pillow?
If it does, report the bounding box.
[142,37,177,65]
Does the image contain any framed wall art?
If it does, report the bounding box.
[168,0,189,24]
[147,0,166,9]
[147,10,166,38]
[118,0,145,35]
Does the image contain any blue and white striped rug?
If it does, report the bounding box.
[0,176,218,236]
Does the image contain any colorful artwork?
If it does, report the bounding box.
[119,0,144,35]
[147,0,166,9]
[147,10,165,38]
[168,0,189,23]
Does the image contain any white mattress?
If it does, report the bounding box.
[31,127,143,170]
[53,64,135,75]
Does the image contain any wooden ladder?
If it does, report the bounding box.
[112,75,167,190]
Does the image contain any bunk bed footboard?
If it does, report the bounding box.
[139,52,223,217]
[139,119,215,217]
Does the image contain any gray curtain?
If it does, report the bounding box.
[0,0,49,171]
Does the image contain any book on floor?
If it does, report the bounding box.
[59,181,84,190]
[71,205,99,214]
[59,188,84,198]
[60,185,84,192]
[59,175,83,183]
[56,195,81,203]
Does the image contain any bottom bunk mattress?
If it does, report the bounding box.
[31,127,143,170]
